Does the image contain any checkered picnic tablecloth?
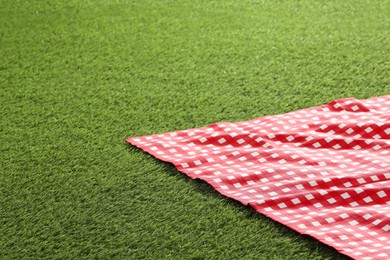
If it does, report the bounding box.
[127,95,390,260]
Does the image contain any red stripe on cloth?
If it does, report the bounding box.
[126,95,390,260]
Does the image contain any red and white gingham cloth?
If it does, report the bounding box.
[127,95,390,259]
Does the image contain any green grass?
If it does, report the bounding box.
[1,0,389,259]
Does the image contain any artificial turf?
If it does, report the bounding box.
[1,0,389,259]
